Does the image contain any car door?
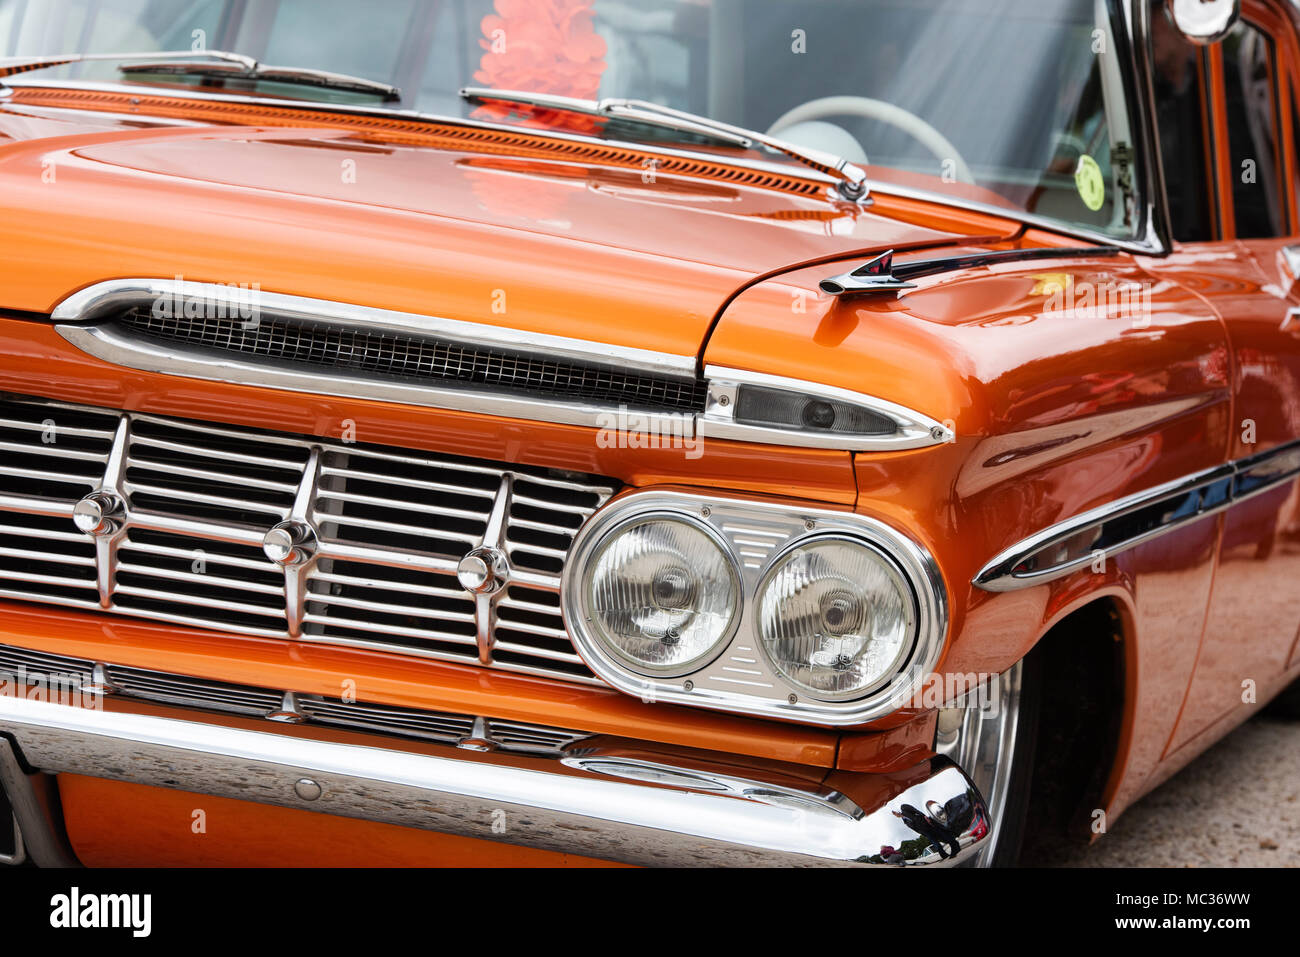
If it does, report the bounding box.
[1142,0,1300,755]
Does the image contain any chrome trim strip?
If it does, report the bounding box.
[0,738,79,867]
[1126,0,1175,254]
[974,440,1300,592]
[0,691,990,866]
[701,365,951,451]
[869,183,1161,257]
[561,489,949,726]
[52,278,698,379]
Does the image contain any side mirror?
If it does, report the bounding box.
[1165,0,1240,45]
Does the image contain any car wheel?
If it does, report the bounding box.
[933,650,1044,867]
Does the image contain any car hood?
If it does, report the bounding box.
[0,99,1018,358]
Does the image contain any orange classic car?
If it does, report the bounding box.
[0,0,1297,869]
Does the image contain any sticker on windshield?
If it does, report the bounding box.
[1074,155,1106,211]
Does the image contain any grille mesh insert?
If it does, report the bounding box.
[117,308,709,414]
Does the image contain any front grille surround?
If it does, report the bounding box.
[0,394,615,684]
[120,307,710,414]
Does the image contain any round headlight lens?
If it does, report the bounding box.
[757,538,914,699]
[585,517,739,674]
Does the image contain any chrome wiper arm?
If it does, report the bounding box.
[460,87,869,202]
[120,60,402,102]
[610,98,869,202]
[1,49,257,81]
[459,88,753,148]
[0,49,400,102]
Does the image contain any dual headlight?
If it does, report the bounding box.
[564,491,945,725]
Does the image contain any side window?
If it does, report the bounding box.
[1222,20,1285,238]
[1150,4,1215,242]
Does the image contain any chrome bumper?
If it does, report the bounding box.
[0,692,990,867]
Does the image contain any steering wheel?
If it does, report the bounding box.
[767,95,976,185]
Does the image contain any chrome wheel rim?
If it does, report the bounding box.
[933,659,1024,867]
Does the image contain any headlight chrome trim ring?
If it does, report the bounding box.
[581,511,743,679]
[753,533,918,703]
[562,489,949,727]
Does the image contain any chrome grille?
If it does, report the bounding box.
[118,307,709,413]
[0,401,116,607]
[0,394,616,683]
[0,643,590,755]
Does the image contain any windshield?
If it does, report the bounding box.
[0,0,1141,239]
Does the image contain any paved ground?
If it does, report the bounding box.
[1030,713,1300,867]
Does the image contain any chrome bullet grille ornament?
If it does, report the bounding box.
[465,475,514,665]
[457,546,509,595]
[74,417,132,608]
[262,520,318,567]
[279,447,322,638]
[73,491,124,537]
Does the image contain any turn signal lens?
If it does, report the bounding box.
[734,385,897,435]
[585,517,739,675]
[757,538,914,699]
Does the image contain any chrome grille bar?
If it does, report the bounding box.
[0,395,615,683]
[0,642,591,755]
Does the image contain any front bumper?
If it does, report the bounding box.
[0,690,989,867]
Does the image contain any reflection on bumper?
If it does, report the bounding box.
[0,691,988,867]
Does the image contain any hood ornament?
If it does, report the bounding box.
[819,250,917,297]
[820,245,1127,299]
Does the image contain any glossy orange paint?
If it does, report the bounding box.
[58,774,627,867]
[701,240,1261,821]
[0,87,1018,331]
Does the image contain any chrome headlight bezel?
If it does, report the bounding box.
[562,489,948,727]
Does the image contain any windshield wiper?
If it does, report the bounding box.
[459,87,869,202]
[0,49,400,102]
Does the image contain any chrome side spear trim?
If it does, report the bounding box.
[974,439,1300,592]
